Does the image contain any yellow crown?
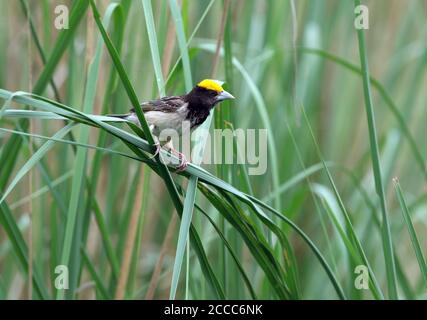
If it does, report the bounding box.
[197,79,224,93]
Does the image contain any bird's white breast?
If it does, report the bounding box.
[127,103,189,137]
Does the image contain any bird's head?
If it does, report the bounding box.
[186,79,234,109]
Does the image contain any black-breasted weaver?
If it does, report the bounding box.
[109,79,234,171]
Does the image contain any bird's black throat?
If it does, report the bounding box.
[184,86,218,129]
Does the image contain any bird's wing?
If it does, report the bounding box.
[130,96,185,113]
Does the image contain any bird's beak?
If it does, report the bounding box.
[216,90,235,103]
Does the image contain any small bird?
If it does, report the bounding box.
[108,79,234,171]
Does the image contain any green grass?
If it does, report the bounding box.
[1,0,427,300]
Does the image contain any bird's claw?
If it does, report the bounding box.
[173,151,188,172]
[148,142,161,159]
[176,158,188,172]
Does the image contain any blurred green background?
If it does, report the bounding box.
[0,0,426,300]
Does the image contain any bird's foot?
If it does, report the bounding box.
[148,141,161,159]
[170,149,188,172]
[176,158,188,172]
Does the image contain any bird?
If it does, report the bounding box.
[108,79,235,171]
